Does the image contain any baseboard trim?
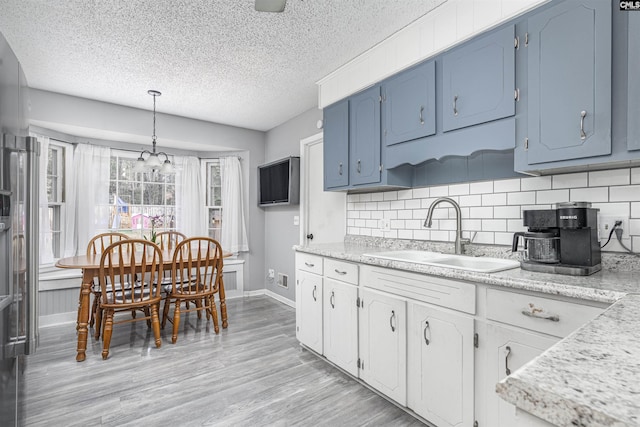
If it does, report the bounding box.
[243,289,295,308]
[40,311,77,328]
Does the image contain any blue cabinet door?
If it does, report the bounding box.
[382,61,436,146]
[350,86,381,186]
[628,14,640,151]
[526,0,611,164]
[323,100,349,189]
[442,25,515,132]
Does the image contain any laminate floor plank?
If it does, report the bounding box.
[21,296,425,426]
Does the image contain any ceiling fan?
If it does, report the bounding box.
[255,0,287,13]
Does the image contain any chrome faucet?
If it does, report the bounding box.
[424,197,470,255]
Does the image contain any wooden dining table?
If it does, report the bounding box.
[55,249,231,362]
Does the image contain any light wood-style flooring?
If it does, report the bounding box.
[22,296,425,426]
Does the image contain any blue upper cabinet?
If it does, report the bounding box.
[349,85,381,186]
[628,14,640,152]
[382,61,436,146]
[442,25,515,132]
[525,0,611,165]
[323,99,350,189]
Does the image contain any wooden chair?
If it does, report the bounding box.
[98,239,163,359]
[82,232,130,337]
[155,231,187,251]
[161,237,222,344]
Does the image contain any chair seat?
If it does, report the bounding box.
[92,281,138,293]
[105,285,160,304]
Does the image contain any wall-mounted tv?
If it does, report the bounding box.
[258,156,300,207]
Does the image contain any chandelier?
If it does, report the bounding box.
[133,90,174,174]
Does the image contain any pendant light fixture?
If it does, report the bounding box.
[133,90,174,174]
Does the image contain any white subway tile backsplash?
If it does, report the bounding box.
[494,206,521,218]
[553,172,588,189]
[610,185,640,202]
[413,187,430,198]
[459,194,482,206]
[570,187,608,203]
[508,191,536,205]
[481,219,507,232]
[536,189,570,204]
[449,183,470,196]
[470,180,494,194]
[383,191,398,201]
[346,166,640,247]
[482,193,507,206]
[521,176,552,191]
[589,169,630,187]
[494,178,520,193]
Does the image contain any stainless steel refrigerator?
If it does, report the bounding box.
[1,31,39,427]
[0,135,39,427]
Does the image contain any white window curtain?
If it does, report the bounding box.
[36,135,54,264]
[73,144,111,253]
[220,156,249,253]
[175,156,206,237]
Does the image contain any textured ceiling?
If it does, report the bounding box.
[0,0,444,134]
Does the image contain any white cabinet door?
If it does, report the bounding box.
[296,270,323,354]
[484,323,559,427]
[359,288,407,405]
[407,302,474,427]
[323,278,358,376]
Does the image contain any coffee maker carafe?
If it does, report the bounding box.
[512,202,601,276]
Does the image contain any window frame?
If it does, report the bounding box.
[44,140,73,265]
[201,159,223,241]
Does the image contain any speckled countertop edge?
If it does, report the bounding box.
[293,240,640,427]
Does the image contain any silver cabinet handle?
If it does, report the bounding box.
[334,269,347,275]
[357,159,361,173]
[390,310,396,332]
[338,162,343,176]
[423,320,430,345]
[521,309,560,322]
[419,106,425,125]
[580,110,587,140]
[312,285,317,302]
[453,95,459,116]
[505,346,512,375]
[304,262,314,268]
[330,291,335,309]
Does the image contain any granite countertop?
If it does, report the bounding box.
[294,239,640,427]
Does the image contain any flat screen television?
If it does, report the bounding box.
[258,156,300,207]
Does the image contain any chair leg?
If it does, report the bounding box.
[161,297,170,329]
[102,309,114,360]
[94,302,103,340]
[195,298,202,319]
[209,295,219,334]
[89,293,97,328]
[151,304,162,348]
[171,302,181,344]
[144,306,151,328]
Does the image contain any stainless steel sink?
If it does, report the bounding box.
[363,250,520,273]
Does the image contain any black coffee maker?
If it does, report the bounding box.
[512,202,601,275]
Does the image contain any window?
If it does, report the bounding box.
[107,151,176,239]
[45,140,71,259]
[204,159,222,241]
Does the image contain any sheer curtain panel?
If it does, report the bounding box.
[221,156,249,253]
[73,144,111,253]
[175,156,205,237]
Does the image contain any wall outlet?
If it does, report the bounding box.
[599,216,628,240]
[278,273,288,288]
[267,269,275,279]
[379,218,391,231]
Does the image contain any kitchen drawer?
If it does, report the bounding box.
[486,288,606,338]
[324,258,358,285]
[361,265,475,314]
[295,253,323,275]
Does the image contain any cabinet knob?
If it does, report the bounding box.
[306,234,314,240]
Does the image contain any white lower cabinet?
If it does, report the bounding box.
[323,278,359,376]
[407,302,475,427]
[482,322,560,427]
[295,270,323,354]
[359,287,407,405]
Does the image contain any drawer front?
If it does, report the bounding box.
[324,258,358,285]
[361,265,475,314]
[295,253,323,275]
[486,288,606,338]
